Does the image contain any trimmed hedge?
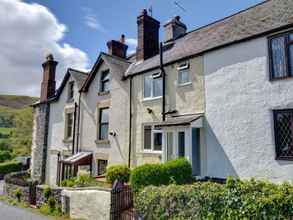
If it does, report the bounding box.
[135,177,293,220]
[0,161,22,175]
[0,151,13,163]
[130,158,193,191]
[106,165,130,184]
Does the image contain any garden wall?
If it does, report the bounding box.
[36,185,63,208]
[61,187,112,220]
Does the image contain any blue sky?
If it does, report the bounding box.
[25,0,264,68]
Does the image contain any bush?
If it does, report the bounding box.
[106,165,130,184]
[47,197,56,212]
[0,161,22,175]
[135,178,293,220]
[43,186,51,200]
[0,151,12,163]
[15,188,22,203]
[130,158,192,191]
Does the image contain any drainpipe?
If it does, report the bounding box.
[72,102,78,155]
[76,91,82,153]
[128,76,133,168]
[160,42,166,121]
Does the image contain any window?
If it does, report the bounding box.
[269,31,293,79]
[100,70,110,92]
[177,63,190,85]
[143,125,162,152]
[178,131,185,157]
[68,81,74,102]
[143,73,162,99]
[274,109,293,160]
[65,113,73,139]
[98,108,109,140]
[97,159,108,175]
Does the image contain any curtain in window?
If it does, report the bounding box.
[271,36,287,78]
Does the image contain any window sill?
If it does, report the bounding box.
[142,150,162,155]
[270,75,293,81]
[142,96,162,102]
[63,138,73,144]
[95,139,110,145]
[275,156,293,161]
[98,91,110,96]
[177,82,192,87]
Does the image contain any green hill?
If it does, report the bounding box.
[0,95,38,156]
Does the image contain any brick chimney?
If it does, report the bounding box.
[136,9,160,61]
[40,54,58,102]
[107,34,128,58]
[164,16,187,42]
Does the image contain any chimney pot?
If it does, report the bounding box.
[120,34,125,44]
[107,35,128,58]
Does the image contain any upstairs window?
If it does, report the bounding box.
[68,81,74,102]
[177,63,191,85]
[144,73,162,99]
[98,108,109,140]
[100,70,110,92]
[143,125,162,152]
[269,32,293,80]
[65,112,73,139]
[273,109,293,160]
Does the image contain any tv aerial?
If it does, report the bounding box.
[174,1,187,12]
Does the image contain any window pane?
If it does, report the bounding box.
[144,126,151,150]
[97,160,108,175]
[100,124,109,140]
[153,132,162,151]
[290,33,293,41]
[178,132,185,157]
[289,45,293,75]
[100,108,109,123]
[101,70,110,81]
[178,69,190,84]
[271,36,287,78]
[275,111,293,158]
[102,81,110,92]
[153,77,162,97]
[144,75,152,98]
[66,113,73,138]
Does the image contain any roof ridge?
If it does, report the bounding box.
[185,0,271,36]
[101,52,132,64]
[68,67,88,75]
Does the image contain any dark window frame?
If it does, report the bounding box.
[67,81,74,102]
[98,107,109,140]
[65,112,73,139]
[100,70,110,92]
[268,31,293,80]
[273,109,293,161]
[97,159,108,175]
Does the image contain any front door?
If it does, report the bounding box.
[166,132,174,161]
[192,128,200,176]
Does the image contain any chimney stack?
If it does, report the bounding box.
[164,16,186,42]
[40,54,58,102]
[107,34,128,58]
[136,9,160,61]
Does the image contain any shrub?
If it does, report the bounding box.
[135,178,293,220]
[47,197,56,212]
[0,161,22,175]
[0,151,12,163]
[43,186,51,200]
[106,165,130,184]
[130,158,192,191]
[15,187,22,203]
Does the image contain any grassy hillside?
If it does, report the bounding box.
[0,95,38,156]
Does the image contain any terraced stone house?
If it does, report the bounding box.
[31,0,293,186]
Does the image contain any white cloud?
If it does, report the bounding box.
[83,7,105,32]
[126,38,137,55]
[0,0,89,96]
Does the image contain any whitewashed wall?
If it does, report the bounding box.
[204,36,293,182]
[46,74,77,186]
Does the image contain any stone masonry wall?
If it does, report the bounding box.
[36,185,62,208]
[31,103,50,183]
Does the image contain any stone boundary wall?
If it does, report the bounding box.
[4,181,31,203]
[36,185,63,208]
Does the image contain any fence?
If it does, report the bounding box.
[110,181,141,220]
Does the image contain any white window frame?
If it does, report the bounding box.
[143,72,163,100]
[143,125,163,153]
[177,63,191,86]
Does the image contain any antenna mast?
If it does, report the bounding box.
[174,1,186,12]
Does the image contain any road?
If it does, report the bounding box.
[0,180,51,220]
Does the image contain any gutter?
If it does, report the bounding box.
[128,76,133,168]
[160,42,166,121]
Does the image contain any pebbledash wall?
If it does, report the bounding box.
[203,35,293,182]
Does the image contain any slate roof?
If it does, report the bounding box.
[68,68,88,90]
[126,0,293,76]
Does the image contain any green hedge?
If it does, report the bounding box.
[0,161,22,175]
[135,177,293,220]
[0,151,13,163]
[130,158,193,191]
[106,165,130,184]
